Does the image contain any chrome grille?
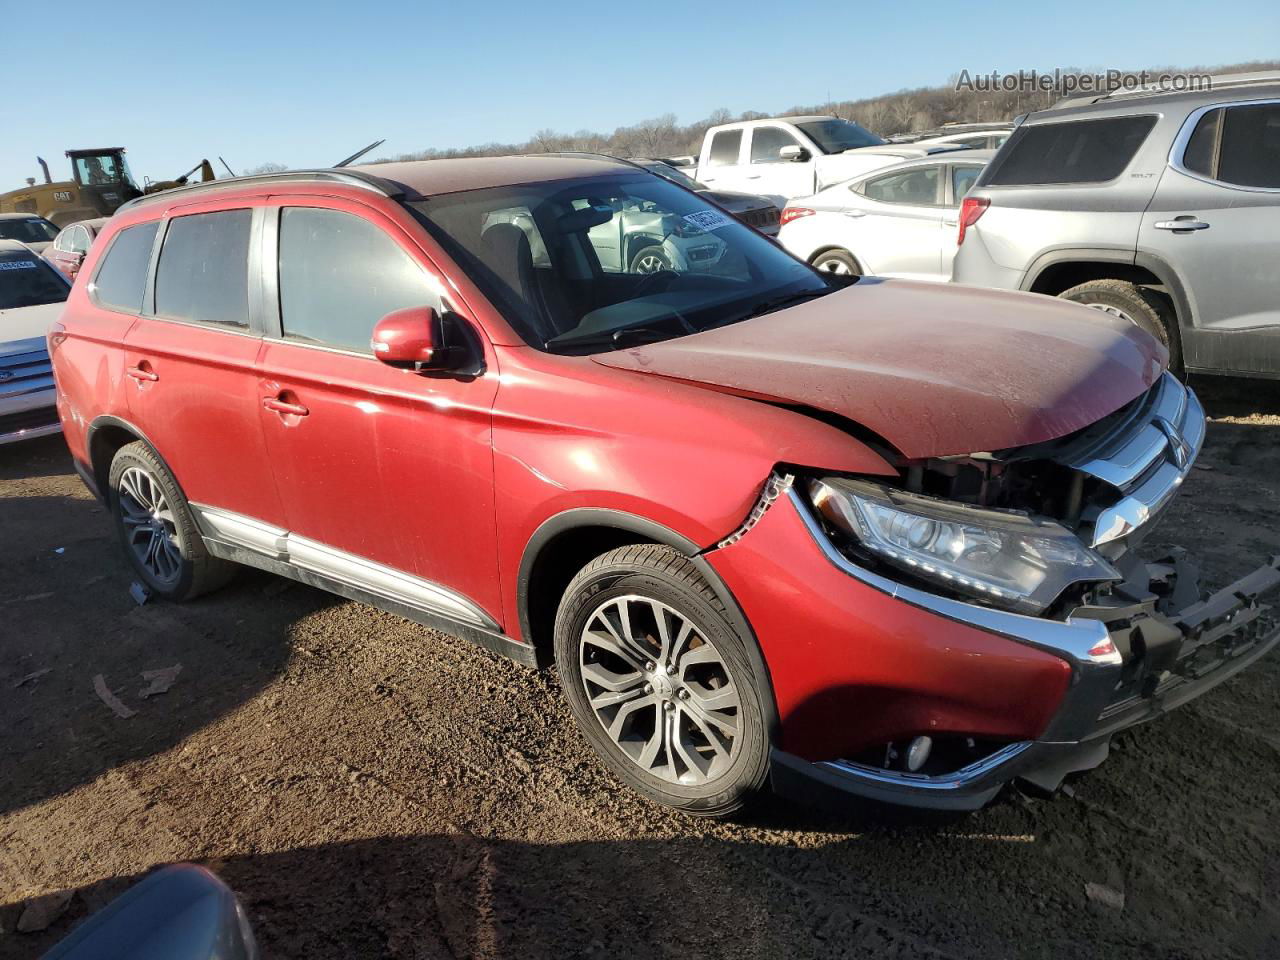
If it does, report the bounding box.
[1059,373,1205,547]
[0,348,54,402]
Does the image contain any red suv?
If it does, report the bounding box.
[50,157,1279,816]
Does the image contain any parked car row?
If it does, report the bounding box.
[772,72,1280,379]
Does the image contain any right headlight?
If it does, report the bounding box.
[808,477,1119,615]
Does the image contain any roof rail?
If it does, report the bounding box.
[1052,70,1280,109]
[115,168,405,213]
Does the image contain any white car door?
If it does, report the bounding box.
[854,165,947,281]
[742,125,816,204]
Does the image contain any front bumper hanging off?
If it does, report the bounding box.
[771,488,1280,811]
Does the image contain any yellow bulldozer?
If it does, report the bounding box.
[0,149,216,226]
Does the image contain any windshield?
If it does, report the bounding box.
[0,249,69,309]
[795,118,885,153]
[640,161,706,191]
[408,174,829,354]
[0,218,59,245]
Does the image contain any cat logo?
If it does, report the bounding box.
[53,191,72,202]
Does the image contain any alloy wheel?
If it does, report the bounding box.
[117,466,183,586]
[815,256,855,275]
[1085,302,1137,325]
[579,594,741,785]
[633,253,668,274]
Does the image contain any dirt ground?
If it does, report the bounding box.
[2,376,1279,960]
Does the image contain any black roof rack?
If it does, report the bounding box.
[115,168,407,213]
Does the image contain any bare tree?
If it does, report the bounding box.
[244,161,287,176]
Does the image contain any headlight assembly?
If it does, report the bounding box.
[808,477,1119,615]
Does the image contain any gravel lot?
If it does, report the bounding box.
[2,377,1278,960]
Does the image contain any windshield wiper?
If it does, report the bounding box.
[547,325,683,353]
[733,288,832,323]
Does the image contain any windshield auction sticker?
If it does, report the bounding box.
[0,261,38,271]
[682,210,734,232]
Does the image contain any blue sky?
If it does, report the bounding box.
[2,0,1277,187]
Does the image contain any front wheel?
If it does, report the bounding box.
[629,245,673,274]
[554,544,770,817]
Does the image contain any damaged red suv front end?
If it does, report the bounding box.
[597,280,1280,809]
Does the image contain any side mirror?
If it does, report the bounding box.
[371,306,454,370]
[43,865,255,960]
[779,145,811,163]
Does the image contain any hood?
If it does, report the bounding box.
[591,280,1166,460]
[25,241,52,254]
[1,301,65,353]
[699,189,775,214]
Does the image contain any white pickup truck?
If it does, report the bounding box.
[693,115,964,205]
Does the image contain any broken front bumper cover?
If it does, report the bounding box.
[776,489,1280,811]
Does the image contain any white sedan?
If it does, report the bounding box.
[778,150,993,282]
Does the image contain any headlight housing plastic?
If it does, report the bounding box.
[808,477,1119,615]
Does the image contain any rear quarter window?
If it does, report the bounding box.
[984,115,1158,186]
[91,221,159,314]
[707,130,743,167]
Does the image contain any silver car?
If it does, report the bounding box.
[632,160,781,236]
[953,71,1280,377]
[0,239,69,444]
[778,151,991,281]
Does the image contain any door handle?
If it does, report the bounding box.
[263,397,309,417]
[744,174,761,179]
[1154,218,1210,231]
[126,364,158,382]
[843,210,867,219]
[942,218,958,226]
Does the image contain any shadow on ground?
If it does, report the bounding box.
[0,455,337,818]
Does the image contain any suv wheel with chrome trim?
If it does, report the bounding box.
[553,544,769,816]
[108,442,235,601]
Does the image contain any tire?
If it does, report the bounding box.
[810,248,861,277]
[553,544,770,817]
[1060,279,1182,371]
[629,245,672,274]
[107,441,235,601]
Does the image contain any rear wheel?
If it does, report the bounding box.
[554,544,769,817]
[108,441,234,601]
[1060,279,1181,371]
[810,248,861,277]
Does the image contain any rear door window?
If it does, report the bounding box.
[707,130,743,167]
[1183,103,1280,188]
[985,115,1157,185]
[277,207,440,354]
[154,210,251,327]
[91,221,158,314]
[863,166,942,205]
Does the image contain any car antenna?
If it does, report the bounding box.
[334,139,386,168]
[218,157,237,178]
